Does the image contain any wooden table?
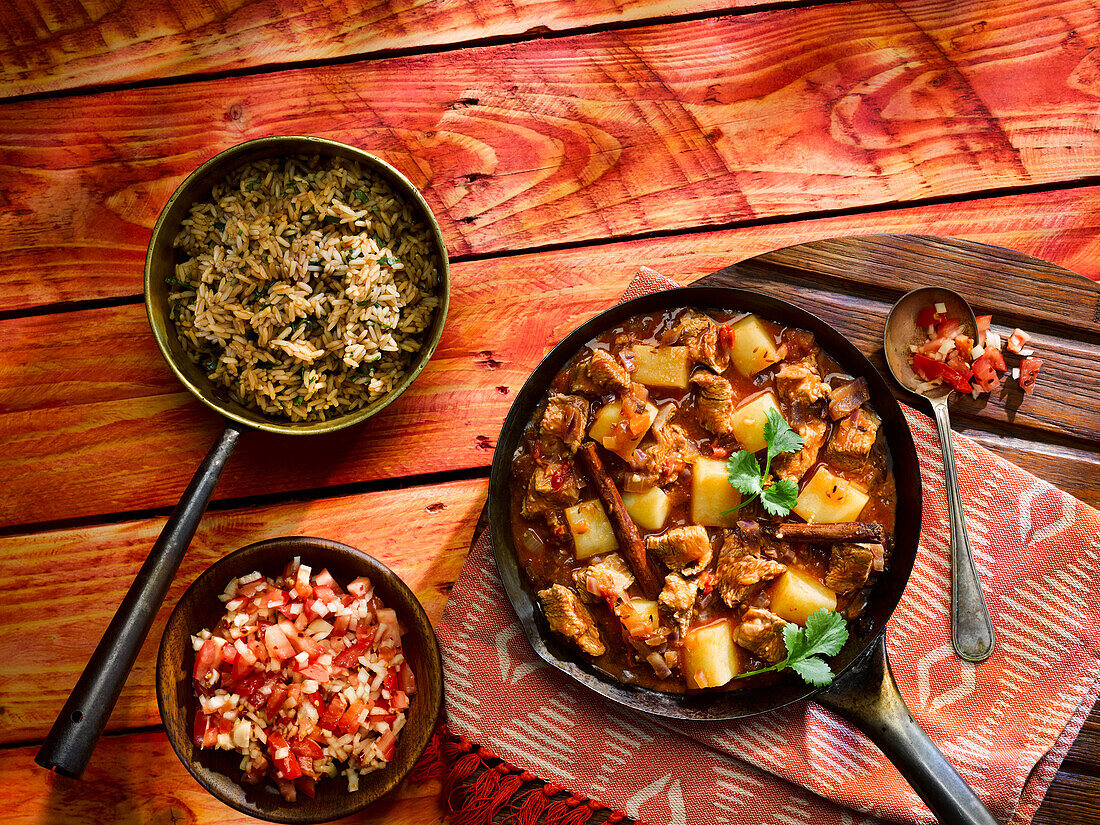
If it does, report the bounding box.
[2,1,1099,823]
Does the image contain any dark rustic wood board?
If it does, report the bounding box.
[3,0,1100,312]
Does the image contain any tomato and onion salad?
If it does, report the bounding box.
[190,558,416,801]
[908,303,1041,397]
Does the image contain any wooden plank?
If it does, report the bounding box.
[0,1,750,99]
[0,734,1097,825]
[5,205,1100,529]
[0,730,443,825]
[0,478,483,744]
[4,0,1100,312]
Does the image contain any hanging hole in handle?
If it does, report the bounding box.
[71,711,83,723]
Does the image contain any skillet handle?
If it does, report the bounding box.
[815,637,998,825]
[35,421,243,779]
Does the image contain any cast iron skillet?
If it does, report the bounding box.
[489,286,996,825]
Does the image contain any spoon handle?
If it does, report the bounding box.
[932,401,996,662]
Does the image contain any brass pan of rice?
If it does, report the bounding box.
[144,135,449,435]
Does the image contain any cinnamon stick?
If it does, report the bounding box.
[767,522,885,544]
[578,442,663,599]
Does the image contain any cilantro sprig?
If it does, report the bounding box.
[724,407,805,517]
[735,608,849,687]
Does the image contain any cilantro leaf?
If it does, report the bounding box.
[789,657,834,687]
[760,477,799,516]
[727,451,763,496]
[764,407,804,459]
[723,408,804,516]
[800,607,849,659]
[734,608,850,687]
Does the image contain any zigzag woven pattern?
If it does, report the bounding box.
[437,269,1100,825]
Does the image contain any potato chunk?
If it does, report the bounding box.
[793,466,870,523]
[565,500,619,560]
[587,398,658,461]
[770,567,838,626]
[730,392,783,454]
[630,345,691,389]
[691,456,740,528]
[622,486,671,531]
[628,598,661,632]
[728,314,782,377]
[682,620,742,689]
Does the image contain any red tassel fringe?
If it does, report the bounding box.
[430,723,641,825]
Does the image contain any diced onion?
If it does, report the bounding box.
[934,302,947,314]
[647,652,673,679]
[520,529,545,555]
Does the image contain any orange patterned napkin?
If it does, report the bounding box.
[437,269,1100,825]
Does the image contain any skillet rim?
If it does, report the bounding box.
[487,285,922,721]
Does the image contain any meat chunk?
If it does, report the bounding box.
[573,553,635,603]
[773,418,827,482]
[826,408,880,465]
[690,371,736,434]
[673,311,729,373]
[776,356,829,406]
[659,573,698,635]
[538,584,606,656]
[571,349,631,395]
[636,405,699,485]
[715,530,787,608]
[825,542,882,594]
[734,608,788,664]
[645,526,713,576]
[540,394,589,453]
[781,329,817,363]
[521,459,581,518]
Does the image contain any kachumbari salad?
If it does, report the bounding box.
[190,558,415,801]
[907,302,1042,398]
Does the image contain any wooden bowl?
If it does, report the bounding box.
[156,537,443,824]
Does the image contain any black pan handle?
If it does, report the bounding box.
[815,637,997,825]
[35,421,243,779]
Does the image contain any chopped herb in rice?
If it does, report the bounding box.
[168,155,440,422]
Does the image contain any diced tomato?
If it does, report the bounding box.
[193,639,222,683]
[708,444,730,459]
[985,347,1006,372]
[954,334,973,360]
[936,317,961,338]
[337,701,366,734]
[294,564,313,599]
[1006,328,1031,354]
[319,694,348,732]
[333,640,369,668]
[277,602,302,621]
[296,776,316,799]
[331,613,351,637]
[377,730,397,762]
[314,568,341,593]
[268,732,303,781]
[231,652,254,681]
[220,643,239,667]
[971,352,1001,393]
[912,353,973,394]
[390,690,410,711]
[383,667,400,693]
[975,315,992,346]
[264,624,296,661]
[265,684,288,715]
[296,755,314,775]
[263,589,289,609]
[312,584,337,602]
[399,662,417,695]
[944,349,971,376]
[915,305,948,327]
[290,738,324,759]
[718,324,736,351]
[279,619,322,657]
[376,712,398,728]
[1018,357,1042,395]
[347,577,372,598]
[298,662,331,683]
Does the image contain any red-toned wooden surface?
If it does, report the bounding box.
[2,1,1100,824]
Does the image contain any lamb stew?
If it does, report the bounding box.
[508,307,896,693]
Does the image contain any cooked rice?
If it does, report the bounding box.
[168,155,441,421]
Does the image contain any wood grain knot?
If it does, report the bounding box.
[475,435,494,451]
[476,351,503,370]
[426,502,447,513]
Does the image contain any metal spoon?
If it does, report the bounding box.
[883,287,995,663]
